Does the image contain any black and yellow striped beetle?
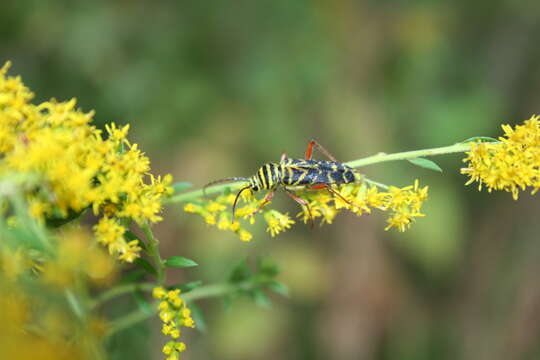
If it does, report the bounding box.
[203,140,362,223]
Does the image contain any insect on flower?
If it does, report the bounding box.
[203,140,363,224]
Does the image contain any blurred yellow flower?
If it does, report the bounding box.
[0,228,116,360]
[42,229,116,288]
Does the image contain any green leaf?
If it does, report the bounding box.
[125,231,147,251]
[252,289,271,308]
[65,289,85,319]
[118,142,126,154]
[222,295,233,312]
[119,269,147,284]
[266,280,289,297]
[172,182,193,193]
[229,259,251,283]
[188,303,207,333]
[407,158,443,172]
[134,258,157,275]
[461,136,498,143]
[133,289,153,314]
[164,256,198,268]
[257,257,279,277]
[177,280,203,293]
[3,227,45,251]
[169,280,203,293]
[45,207,86,228]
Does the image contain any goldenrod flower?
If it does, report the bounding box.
[153,286,168,299]
[0,61,172,262]
[295,181,428,232]
[264,210,295,237]
[0,290,84,360]
[185,178,428,238]
[183,192,255,241]
[238,229,253,242]
[153,286,194,360]
[0,228,116,360]
[462,115,540,199]
[41,229,115,288]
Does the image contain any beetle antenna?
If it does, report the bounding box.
[232,186,252,220]
[203,177,250,198]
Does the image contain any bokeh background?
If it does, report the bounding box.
[3,1,540,359]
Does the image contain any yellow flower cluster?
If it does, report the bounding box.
[0,62,172,262]
[184,179,428,238]
[294,180,428,232]
[184,192,255,241]
[1,228,115,286]
[40,229,116,288]
[462,115,540,199]
[153,287,195,360]
[0,290,83,360]
[0,229,114,360]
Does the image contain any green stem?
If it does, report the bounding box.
[182,282,238,301]
[346,142,472,168]
[363,178,389,190]
[90,283,156,309]
[142,223,165,284]
[105,306,153,338]
[166,182,238,204]
[105,282,238,338]
[165,142,474,204]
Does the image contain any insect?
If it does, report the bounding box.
[203,140,361,222]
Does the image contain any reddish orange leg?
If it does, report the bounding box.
[285,189,314,228]
[310,183,358,208]
[249,190,275,216]
[325,186,354,206]
[305,139,338,162]
[322,184,363,211]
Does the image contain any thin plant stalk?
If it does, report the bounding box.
[166,142,475,204]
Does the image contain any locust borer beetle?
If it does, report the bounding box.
[203,140,362,224]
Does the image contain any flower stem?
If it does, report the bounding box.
[166,182,236,204]
[182,282,238,301]
[90,282,156,309]
[346,142,472,168]
[105,306,153,338]
[105,282,238,338]
[363,178,389,190]
[166,142,474,204]
[142,223,165,284]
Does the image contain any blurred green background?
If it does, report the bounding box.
[3,1,540,359]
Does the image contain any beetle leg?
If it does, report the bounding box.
[310,183,355,207]
[305,139,338,162]
[249,190,275,216]
[323,185,358,208]
[284,189,314,228]
[280,152,288,163]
